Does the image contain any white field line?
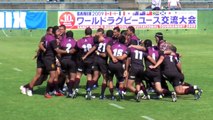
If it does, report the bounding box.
[141,116,155,120]
[2,29,9,37]
[109,103,125,109]
[13,68,23,72]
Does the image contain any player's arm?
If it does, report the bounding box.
[82,46,97,60]
[177,1,182,9]
[129,45,146,51]
[146,55,157,65]
[106,44,118,63]
[176,62,183,73]
[39,36,46,52]
[34,36,45,59]
[96,51,107,58]
[163,50,172,55]
[69,43,78,54]
[106,44,114,59]
[175,55,183,73]
[149,55,164,69]
[55,48,67,54]
[115,54,128,61]
[168,0,171,8]
[51,41,67,54]
[124,57,131,77]
[115,49,129,60]
[69,48,76,54]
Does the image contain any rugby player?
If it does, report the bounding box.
[20,27,54,96]
[43,26,71,98]
[85,28,112,99]
[149,50,203,102]
[107,35,127,100]
[75,27,95,99]
[127,26,141,45]
[143,39,172,99]
[59,30,77,98]
[115,40,156,102]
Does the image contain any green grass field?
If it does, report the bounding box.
[0,30,213,120]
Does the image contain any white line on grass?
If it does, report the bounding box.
[13,68,23,72]
[2,29,9,37]
[109,103,125,109]
[141,116,155,120]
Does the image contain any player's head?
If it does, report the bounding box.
[121,30,130,43]
[66,30,74,38]
[144,39,152,48]
[113,26,120,38]
[85,27,92,36]
[130,39,138,45]
[59,25,66,35]
[170,45,177,53]
[121,30,127,36]
[52,25,60,38]
[106,30,113,38]
[155,32,163,43]
[127,26,135,35]
[118,35,126,44]
[46,26,53,35]
[97,28,104,35]
[93,35,99,44]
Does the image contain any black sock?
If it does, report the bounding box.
[75,78,80,89]
[54,81,60,93]
[67,81,75,94]
[140,86,148,96]
[109,88,114,96]
[101,83,107,96]
[24,84,29,88]
[184,86,195,94]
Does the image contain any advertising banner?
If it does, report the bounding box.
[0,11,47,29]
[58,11,197,29]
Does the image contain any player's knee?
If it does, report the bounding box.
[175,86,184,94]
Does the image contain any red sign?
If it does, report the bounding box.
[59,12,77,29]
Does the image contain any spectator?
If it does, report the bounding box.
[152,0,161,10]
[168,0,182,10]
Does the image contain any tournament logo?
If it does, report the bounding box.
[51,64,55,69]
[59,12,76,29]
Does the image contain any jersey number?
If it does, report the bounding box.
[134,50,143,60]
[169,55,173,62]
[82,44,92,52]
[113,49,123,56]
[66,43,72,51]
[98,43,106,52]
[152,53,156,61]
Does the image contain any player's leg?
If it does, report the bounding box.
[67,72,76,98]
[174,83,202,100]
[74,71,82,92]
[74,61,84,92]
[85,73,93,100]
[127,79,136,94]
[66,61,77,98]
[43,57,57,98]
[153,75,172,98]
[20,68,43,96]
[92,70,100,89]
[108,77,115,100]
[98,62,108,99]
[44,70,56,98]
[53,67,64,96]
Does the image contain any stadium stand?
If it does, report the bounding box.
[136,0,213,10]
[0,0,119,10]
[0,0,212,10]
